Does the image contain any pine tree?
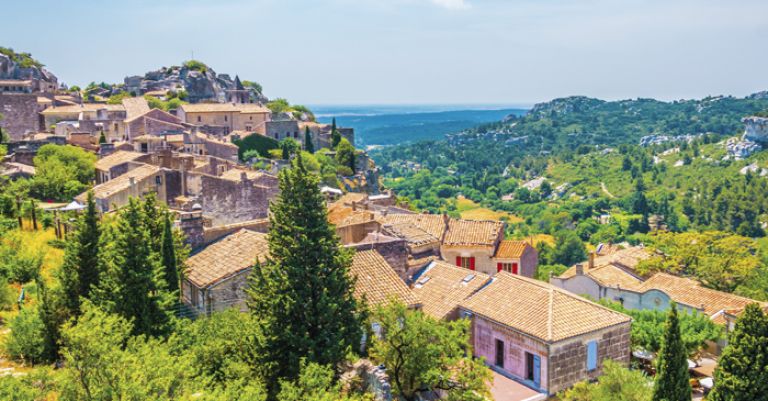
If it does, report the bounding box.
[160,213,179,295]
[94,198,172,337]
[331,117,341,148]
[142,193,163,250]
[652,303,691,401]
[58,191,101,316]
[246,153,363,396]
[304,126,314,153]
[709,303,768,400]
[98,130,107,144]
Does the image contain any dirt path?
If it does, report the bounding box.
[600,182,616,199]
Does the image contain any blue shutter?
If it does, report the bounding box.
[533,355,541,387]
[587,341,598,371]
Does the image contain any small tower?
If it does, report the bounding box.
[226,75,250,104]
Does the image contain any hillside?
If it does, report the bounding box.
[371,92,768,240]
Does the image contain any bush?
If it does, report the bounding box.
[4,307,46,364]
[183,60,208,72]
[234,134,279,160]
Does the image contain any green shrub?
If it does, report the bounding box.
[4,306,46,364]
[234,135,279,160]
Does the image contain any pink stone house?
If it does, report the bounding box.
[458,272,631,395]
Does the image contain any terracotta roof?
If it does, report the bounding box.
[443,219,504,247]
[460,272,631,342]
[218,168,263,182]
[121,97,150,120]
[637,273,762,318]
[411,260,492,320]
[94,150,145,171]
[40,103,125,114]
[381,213,447,241]
[180,103,270,114]
[327,202,375,227]
[382,222,440,246]
[186,229,269,288]
[125,107,182,124]
[494,240,531,259]
[581,264,644,290]
[350,250,420,309]
[560,246,652,279]
[82,164,160,200]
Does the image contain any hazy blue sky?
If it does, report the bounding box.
[2,0,767,105]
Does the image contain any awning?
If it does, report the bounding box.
[58,201,87,211]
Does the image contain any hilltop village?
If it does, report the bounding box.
[1,47,768,401]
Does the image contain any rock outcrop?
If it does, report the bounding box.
[743,116,768,143]
[123,63,267,104]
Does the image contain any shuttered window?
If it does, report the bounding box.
[586,340,598,371]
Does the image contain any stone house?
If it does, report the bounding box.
[459,272,632,395]
[440,219,505,276]
[265,119,301,143]
[94,150,147,184]
[348,232,409,280]
[492,240,538,277]
[299,121,355,150]
[76,164,168,213]
[177,103,271,135]
[183,229,269,315]
[125,108,185,140]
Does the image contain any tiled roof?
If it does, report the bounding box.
[186,229,269,288]
[411,260,491,320]
[121,97,150,120]
[443,219,504,247]
[382,222,440,246]
[218,168,263,182]
[460,272,631,342]
[350,250,420,308]
[0,79,31,86]
[637,273,762,318]
[94,150,145,171]
[84,164,160,200]
[180,103,270,114]
[494,240,531,259]
[40,103,125,114]
[381,213,447,241]
[327,202,375,227]
[582,264,644,289]
[560,246,652,279]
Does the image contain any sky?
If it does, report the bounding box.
[2,0,767,105]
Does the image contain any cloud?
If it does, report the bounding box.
[430,0,470,10]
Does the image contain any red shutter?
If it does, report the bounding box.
[456,256,462,267]
[497,263,503,273]
[469,257,476,271]
[512,263,519,275]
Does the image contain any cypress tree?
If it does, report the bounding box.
[93,197,171,336]
[58,191,101,316]
[98,130,107,144]
[709,303,768,400]
[331,117,341,148]
[652,303,691,401]
[142,193,163,249]
[160,213,179,295]
[246,153,363,396]
[304,126,314,153]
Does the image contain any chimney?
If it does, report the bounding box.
[351,201,357,211]
[588,252,595,270]
[575,264,584,276]
[129,176,135,187]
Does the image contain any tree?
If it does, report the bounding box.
[58,191,101,316]
[93,198,172,337]
[246,153,363,396]
[98,130,107,144]
[160,213,179,295]
[278,361,368,401]
[561,360,651,401]
[335,138,356,173]
[709,303,768,400]
[331,118,341,148]
[32,144,96,201]
[552,230,587,266]
[304,127,315,153]
[652,303,691,401]
[369,302,492,401]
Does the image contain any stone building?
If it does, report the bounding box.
[125,108,185,140]
[348,232,409,280]
[183,229,269,315]
[265,119,301,143]
[75,164,168,213]
[350,250,420,310]
[440,219,505,276]
[458,272,631,395]
[177,103,271,135]
[94,150,147,184]
[493,240,538,277]
[0,93,44,141]
[411,260,492,321]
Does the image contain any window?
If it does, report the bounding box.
[586,340,598,371]
[155,175,162,185]
[190,286,199,307]
[456,256,475,270]
[245,126,252,131]
[197,116,201,122]
[526,352,541,387]
[497,262,519,274]
[495,339,505,368]
[224,115,228,122]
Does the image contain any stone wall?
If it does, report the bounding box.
[349,237,409,280]
[208,270,250,312]
[547,324,631,394]
[0,93,41,140]
[266,120,300,142]
[190,173,278,226]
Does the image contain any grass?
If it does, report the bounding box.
[456,196,524,223]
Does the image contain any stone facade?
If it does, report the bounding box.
[465,311,631,395]
[441,245,499,277]
[547,325,631,394]
[181,270,250,315]
[349,235,409,280]
[265,119,301,143]
[0,93,42,140]
[186,172,278,226]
